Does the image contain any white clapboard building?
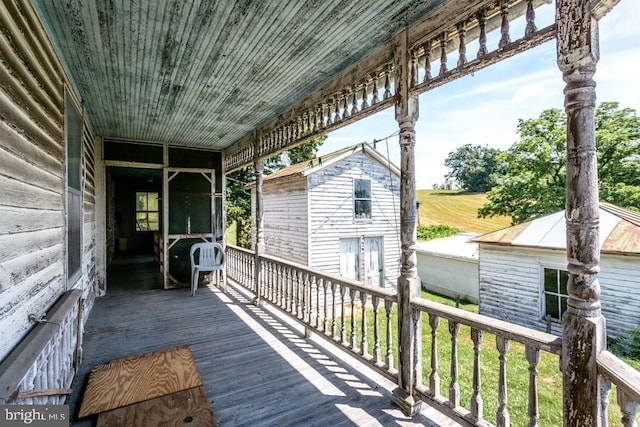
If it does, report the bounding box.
[249,143,400,288]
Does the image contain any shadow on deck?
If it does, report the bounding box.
[69,280,466,426]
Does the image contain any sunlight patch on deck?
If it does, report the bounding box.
[223,302,345,397]
[335,404,384,427]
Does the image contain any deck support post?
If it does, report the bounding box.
[253,154,265,306]
[557,1,607,425]
[391,30,423,417]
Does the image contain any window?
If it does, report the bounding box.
[136,192,159,231]
[542,267,569,321]
[354,178,371,219]
[65,89,83,286]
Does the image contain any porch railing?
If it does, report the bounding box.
[226,244,398,380]
[226,244,640,426]
[597,351,640,426]
[0,290,83,404]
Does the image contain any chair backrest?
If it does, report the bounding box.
[190,242,225,269]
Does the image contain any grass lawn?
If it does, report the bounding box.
[416,190,512,234]
[339,290,637,426]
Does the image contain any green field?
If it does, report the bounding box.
[417,190,512,234]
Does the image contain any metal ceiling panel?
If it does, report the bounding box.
[32,0,446,150]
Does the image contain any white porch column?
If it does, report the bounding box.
[391,30,423,416]
[557,1,607,425]
[253,154,265,306]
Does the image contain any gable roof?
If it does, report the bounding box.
[472,202,640,256]
[249,143,400,187]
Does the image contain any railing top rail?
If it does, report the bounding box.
[226,244,254,256]
[412,296,562,354]
[597,350,640,403]
[0,289,82,402]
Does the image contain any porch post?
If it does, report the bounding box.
[557,1,606,425]
[391,30,423,416]
[253,154,265,306]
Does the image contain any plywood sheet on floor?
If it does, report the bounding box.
[79,345,202,417]
[96,386,216,427]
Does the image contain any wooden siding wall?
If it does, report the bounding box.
[0,0,97,366]
[308,152,401,288]
[478,245,640,339]
[251,176,309,265]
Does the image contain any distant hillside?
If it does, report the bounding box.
[416,190,512,234]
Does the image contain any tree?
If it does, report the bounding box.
[444,144,504,192]
[226,135,326,248]
[479,102,640,224]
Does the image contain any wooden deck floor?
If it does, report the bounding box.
[69,280,466,426]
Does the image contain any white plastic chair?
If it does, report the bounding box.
[190,242,226,296]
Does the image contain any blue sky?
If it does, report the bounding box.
[318,0,640,189]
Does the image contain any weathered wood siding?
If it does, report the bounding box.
[251,176,309,265]
[308,151,400,288]
[478,245,640,339]
[0,0,97,367]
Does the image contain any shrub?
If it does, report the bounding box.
[417,224,459,241]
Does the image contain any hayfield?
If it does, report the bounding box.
[417,189,512,234]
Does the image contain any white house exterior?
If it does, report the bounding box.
[250,143,401,288]
[473,203,640,338]
[416,233,479,303]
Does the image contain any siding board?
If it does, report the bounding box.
[478,245,640,338]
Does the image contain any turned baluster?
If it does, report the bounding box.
[360,291,368,356]
[498,1,511,49]
[449,320,461,408]
[371,74,379,104]
[323,279,330,334]
[411,49,419,87]
[351,87,359,115]
[315,277,322,329]
[334,96,341,123]
[331,282,338,338]
[429,313,440,396]
[497,336,510,427]
[457,22,467,68]
[439,32,448,75]
[360,83,369,110]
[342,91,350,119]
[372,295,381,364]
[526,345,540,427]
[471,328,484,422]
[350,289,357,351]
[525,0,537,37]
[383,67,392,99]
[618,389,640,427]
[316,106,323,130]
[423,40,432,83]
[340,285,347,344]
[477,10,488,58]
[385,300,394,369]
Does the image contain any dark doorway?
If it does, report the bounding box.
[106,166,163,292]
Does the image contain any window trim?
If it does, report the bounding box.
[540,265,569,322]
[353,178,372,221]
[65,88,83,288]
[135,191,160,232]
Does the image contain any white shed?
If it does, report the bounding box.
[249,143,401,288]
[416,233,480,303]
[472,203,640,338]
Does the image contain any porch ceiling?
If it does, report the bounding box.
[32,0,450,151]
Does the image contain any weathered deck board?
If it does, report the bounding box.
[68,274,466,426]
